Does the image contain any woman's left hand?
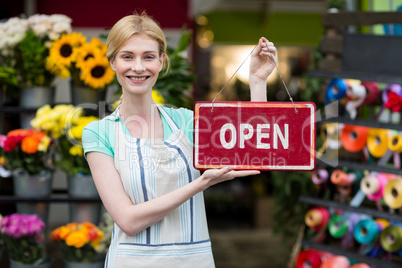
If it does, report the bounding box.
[249,37,277,83]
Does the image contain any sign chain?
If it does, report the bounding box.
[211,41,298,114]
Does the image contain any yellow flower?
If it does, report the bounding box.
[75,116,99,126]
[152,90,164,104]
[48,32,86,68]
[80,57,115,89]
[68,116,98,141]
[37,135,51,152]
[89,37,107,55]
[45,55,71,78]
[75,39,104,69]
[69,145,83,156]
[31,104,83,139]
[0,156,6,166]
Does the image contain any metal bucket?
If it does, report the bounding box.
[19,86,55,128]
[13,169,53,226]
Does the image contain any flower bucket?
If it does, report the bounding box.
[68,174,101,224]
[10,258,51,268]
[70,82,106,106]
[19,86,55,129]
[64,261,104,268]
[13,169,53,226]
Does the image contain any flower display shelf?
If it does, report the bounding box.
[0,189,101,203]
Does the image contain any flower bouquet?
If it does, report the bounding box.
[0,213,48,265]
[45,32,115,90]
[30,104,98,176]
[50,222,105,263]
[0,14,72,88]
[0,128,53,175]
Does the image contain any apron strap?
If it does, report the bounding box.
[157,104,179,132]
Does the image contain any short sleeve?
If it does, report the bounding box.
[161,106,194,146]
[82,119,114,159]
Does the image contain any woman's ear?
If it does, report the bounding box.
[159,53,165,72]
[110,60,116,71]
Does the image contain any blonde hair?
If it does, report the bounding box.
[107,12,170,108]
[106,12,170,72]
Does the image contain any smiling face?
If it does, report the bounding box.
[110,34,164,97]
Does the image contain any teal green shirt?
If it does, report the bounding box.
[82,106,194,158]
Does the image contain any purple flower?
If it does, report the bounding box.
[0,213,45,238]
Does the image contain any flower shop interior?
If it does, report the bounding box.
[1,0,402,267]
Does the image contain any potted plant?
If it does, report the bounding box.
[0,128,54,224]
[0,128,53,176]
[45,32,115,105]
[0,213,50,267]
[50,222,105,267]
[30,104,101,223]
[0,14,73,128]
[0,14,72,96]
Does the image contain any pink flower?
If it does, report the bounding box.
[0,213,45,238]
[0,135,7,148]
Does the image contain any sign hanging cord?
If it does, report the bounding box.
[211,41,298,114]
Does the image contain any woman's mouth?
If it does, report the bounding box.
[128,76,149,82]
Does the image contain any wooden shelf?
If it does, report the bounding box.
[0,195,101,203]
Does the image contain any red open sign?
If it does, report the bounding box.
[193,101,316,171]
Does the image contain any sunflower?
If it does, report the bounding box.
[48,32,86,67]
[75,39,104,69]
[45,55,71,78]
[80,57,115,89]
[89,37,107,55]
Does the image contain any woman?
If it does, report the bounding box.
[82,12,277,268]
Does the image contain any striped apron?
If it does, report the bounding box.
[104,105,215,267]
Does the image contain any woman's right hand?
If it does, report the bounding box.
[200,166,260,190]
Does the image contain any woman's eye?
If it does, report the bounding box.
[121,55,132,59]
[145,55,155,60]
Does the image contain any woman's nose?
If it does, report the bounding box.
[131,60,145,73]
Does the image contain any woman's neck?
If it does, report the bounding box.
[119,93,156,119]
[118,94,163,140]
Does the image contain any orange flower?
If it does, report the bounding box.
[65,230,88,248]
[21,135,40,154]
[59,226,71,240]
[50,228,61,241]
[66,222,79,230]
[19,130,48,154]
[7,129,32,138]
